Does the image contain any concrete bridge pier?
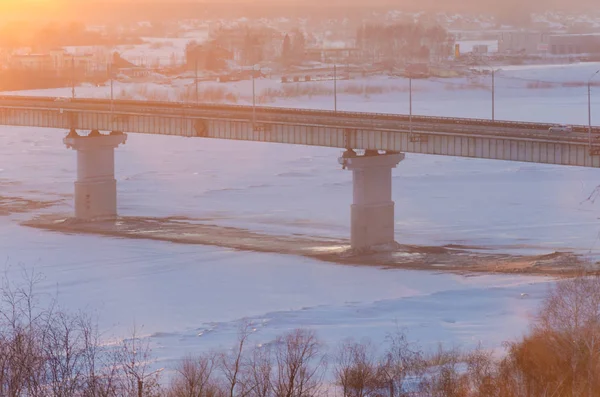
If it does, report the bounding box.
[64,129,127,220]
[339,150,405,251]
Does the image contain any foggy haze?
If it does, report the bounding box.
[2,0,598,23]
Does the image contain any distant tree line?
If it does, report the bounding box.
[0,21,142,50]
[356,22,452,65]
[281,31,306,66]
[2,270,600,396]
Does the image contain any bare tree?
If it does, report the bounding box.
[243,344,273,397]
[272,329,326,397]
[380,327,424,397]
[219,321,253,397]
[78,313,122,397]
[117,325,162,397]
[42,310,88,396]
[167,352,221,397]
[536,274,600,335]
[0,269,52,397]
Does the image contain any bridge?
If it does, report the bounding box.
[2,95,600,250]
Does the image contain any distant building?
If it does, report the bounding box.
[10,49,94,74]
[498,31,550,54]
[472,44,489,54]
[210,26,283,65]
[498,31,600,56]
[547,34,600,55]
[185,42,232,71]
[304,47,360,63]
[111,52,150,78]
[10,54,52,70]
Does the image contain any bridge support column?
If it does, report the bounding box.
[339,150,405,251]
[64,130,127,220]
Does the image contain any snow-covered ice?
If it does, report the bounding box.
[2,61,600,367]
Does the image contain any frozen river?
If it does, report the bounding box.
[0,128,582,368]
[2,62,600,366]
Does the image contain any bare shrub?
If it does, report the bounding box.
[334,339,382,397]
[379,327,424,396]
[492,275,600,397]
[526,81,554,89]
[0,270,133,397]
[463,346,498,397]
[419,346,469,397]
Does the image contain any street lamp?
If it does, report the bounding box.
[252,64,259,128]
[334,62,337,112]
[409,75,412,135]
[71,56,76,99]
[588,69,600,149]
[480,58,499,121]
[491,68,496,121]
[195,58,199,105]
[109,62,114,113]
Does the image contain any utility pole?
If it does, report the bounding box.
[589,81,592,148]
[589,70,600,149]
[492,69,495,121]
[195,58,199,105]
[71,56,75,99]
[252,65,256,128]
[334,63,337,112]
[409,76,412,135]
[110,63,114,112]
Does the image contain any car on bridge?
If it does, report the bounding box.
[548,124,573,133]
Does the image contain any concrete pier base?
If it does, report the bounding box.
[339,151,404,250]
[64,130,127,220]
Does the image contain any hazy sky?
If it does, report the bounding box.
[0,0,596,23]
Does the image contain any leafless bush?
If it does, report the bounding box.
[0,270,139,397]
[526,81,554,89]
[334,339,382,397]
[177,86,238,104]
[492,275,600,397]
[379,327,425,396]
[419,346,468,397]
[7,266,600,397]
[463,346,498,397]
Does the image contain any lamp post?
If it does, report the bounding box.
[588,69,600,149]
[334,62,337,112]
[252,64,257,127]
[71,56,75,99]
[195,58,199,105]
[491,68,495,121]
[409,76,412,135]
[480,59,499,121]
[110,63,114,113]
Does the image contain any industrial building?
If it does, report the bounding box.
[498,31,550,54]
[547,34,600,55]
[498,31,600,55]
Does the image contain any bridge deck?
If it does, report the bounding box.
[1,96,600,168]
